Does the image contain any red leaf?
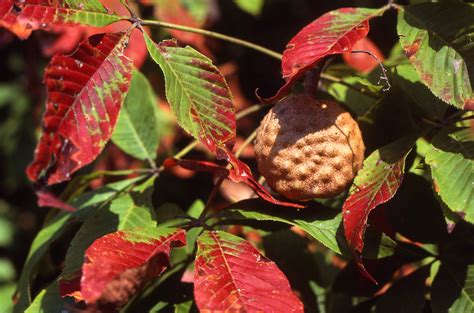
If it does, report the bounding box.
[36,190,76,212]
[342,37,385,73]
[0,0,32,39]
[26,31,133,185]
[166,157,304,209]
[225,152,304,209]
[60,228,186,309]
[343,136,416,282]
[264,6,387,103]
[2,0,123,39]
[194,231,304,312]
[155,0,211,56]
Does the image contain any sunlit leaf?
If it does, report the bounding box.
[431,263,474,313]
[343,135,417,281]
[397,2,474,109]
[27,31,134,185]
[194,230,304,312]
[0,1,32,39]
[112,70,164,164]
[425,128,474,223]
[68,227,186,310]
[144,35,236,156]
[265,6,387,102]
[2,0,125,39]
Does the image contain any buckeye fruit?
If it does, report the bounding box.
[254,94,365,201]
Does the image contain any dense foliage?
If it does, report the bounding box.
[0,0,473,312]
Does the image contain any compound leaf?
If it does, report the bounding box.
[27,31,133,185]
[194,230,304,312]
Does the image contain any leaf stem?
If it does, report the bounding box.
[235,129,258,158]
[140,19,283,60]
[199,175,225,222]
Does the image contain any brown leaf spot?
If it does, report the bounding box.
[464,98,474,110]
[404,39,421,60]
[91,253,169,312]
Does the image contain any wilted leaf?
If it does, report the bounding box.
[144,35,236,156]
[343,135,416,281]
[112,70,163,164]
[194,230,304,312]
[425,128,474,223]
[397,2,474,109]
[70,228,186,310]
[431,263,474,313]
[27,31,133,185]
[265,6,387,102]
[2,0,125,39]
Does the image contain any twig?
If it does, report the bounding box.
[139,19,282,60]
[351,49,391,92]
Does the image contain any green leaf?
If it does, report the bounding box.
[14,177,144,313]
[0,258,15,282]
[0,283,15,313]
[60,177,157,279]
[326,75,382,116]
[144,34,236,155]
[217,199,395,258]
[112,70,166,164]
[397,2,474,109]
[431,263,474,313]
[426,128,474,223]
[180,0,211,24]
[234,0,264,16]
[393,63,448,120]
[25,282,65,313]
